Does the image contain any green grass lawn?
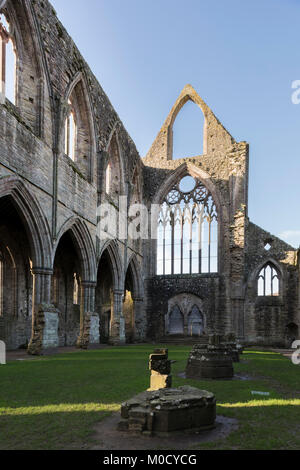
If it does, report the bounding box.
[0,345,299,450]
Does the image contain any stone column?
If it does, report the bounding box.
[109,290,126,345]
[77,281,100,349]
[132,297,145,342]
[28,268,59,355]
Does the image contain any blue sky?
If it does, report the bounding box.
[51,0,300,248]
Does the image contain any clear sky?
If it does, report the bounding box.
[51,0,300,248]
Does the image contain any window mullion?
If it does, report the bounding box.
[198,207,202,274]
[189,208,193,275]
[208,217,211,274]
[171,212,175,275]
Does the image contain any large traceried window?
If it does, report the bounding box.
[157,175,218,275]
[257,263,280,297]
[0,13,16,104]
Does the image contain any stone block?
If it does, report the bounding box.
[149,373,172,391]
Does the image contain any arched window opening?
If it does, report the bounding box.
[105,161,111,194]
[64,79,94,180]
[65,99,76,160]
[157,176,218,275]
[172,100,205,160]
[188,305,204,336]
[257,263,280,296]
[106,133,121,201]
[0,14,16,104]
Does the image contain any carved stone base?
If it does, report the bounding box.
[186,344,234,379]
[118,386,216,435]
[28,304,59,355]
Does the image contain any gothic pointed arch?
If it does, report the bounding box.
[104,127,125,203]
[98,240,124,291]
[0,0,48,135]
[153,162,222,212]
[63,72,97,182]
[95,240,124,344]
[126,253,144,300]
[154,163,221,275]
[54,217,96,283]
[0,176,52,269]
[165,293,206,337]
[256,261,281,297]
[145,84,235,161]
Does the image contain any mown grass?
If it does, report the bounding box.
[0,345,299,450]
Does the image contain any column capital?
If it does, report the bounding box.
[132,297,144,303]
[81,280,97,288]
[113,289,124,296]
[31,267,53,276]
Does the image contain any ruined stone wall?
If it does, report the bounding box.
[244,222,298,346]
[0,0,298,349]
[143,85,250,341]
[143,84,298,346]
[0,0,145,350]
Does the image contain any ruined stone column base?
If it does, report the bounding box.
[118,386,216,435]
[108,316,126,346]
[28,304,59,356]
[77,312,99,349]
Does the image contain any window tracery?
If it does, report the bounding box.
[157,176,218,275]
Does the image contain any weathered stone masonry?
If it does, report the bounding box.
[0,0,298,352]
[143,85,299,347]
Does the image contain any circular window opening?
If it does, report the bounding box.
[179,176,196,193]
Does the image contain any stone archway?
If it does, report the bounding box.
[188,305,205,337]
[0,177,53,353]
[0,196,33,349]
[95,241,124,345]
[165,293,206,337]
[168,305,184,335]
[52,218,98,349]
[52,231,82,346]
[123,255,144,343]
[95,250,114,344]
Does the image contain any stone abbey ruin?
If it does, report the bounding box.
[0,0,299,354]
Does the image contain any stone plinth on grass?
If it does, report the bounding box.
[186,335,234,379]
[118,386,216,436]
